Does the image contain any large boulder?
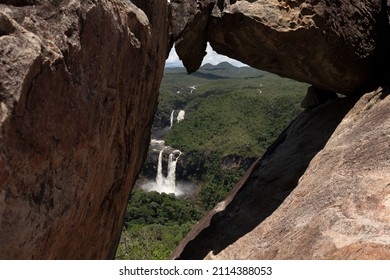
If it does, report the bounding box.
[0,0,169,259]
[172,0,390,95]
[172,88,390,259]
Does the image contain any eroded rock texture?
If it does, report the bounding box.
[0,0,169,259]
[172,0,390,95]
[173,88,390,259]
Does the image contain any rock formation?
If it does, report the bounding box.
[172,88,390,259]
[172,0,390,95]
[171,2,390,259]
[0,0,169,259]
[1,0,389,260]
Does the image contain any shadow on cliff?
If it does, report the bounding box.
[173,95,359,259]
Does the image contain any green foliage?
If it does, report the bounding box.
[201,168,244,210]
[161,65,306,158]
[116,189,203,260]
[116,223,194,260]
[158,64,307,209]
[124,189,203,228]
[117,63,308,259]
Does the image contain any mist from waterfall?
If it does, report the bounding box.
[156,150,164,187]
[154,150,181,195]
[170,111,175,128]
[140,142,184,196]
[170,110,186,128]
[177,110,185,122]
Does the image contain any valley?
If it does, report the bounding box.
[116,62,308,259]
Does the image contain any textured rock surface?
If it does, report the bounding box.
[170,0,215,72]
[172,0,390,95]
[0,0,169,259]
[173,88,390,259]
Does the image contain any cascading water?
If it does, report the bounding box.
[156,149,164,187]
[141,141,182,195]
[177,110,185,122]
[167,153,179,194]
[140,110,192,196]
[170,110,185,127]
[170,111,175,128]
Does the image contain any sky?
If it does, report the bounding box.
[165,43,248,68]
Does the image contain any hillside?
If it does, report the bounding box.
[1,0,389,263]
[158,63,307,155]
[117,63,308,259]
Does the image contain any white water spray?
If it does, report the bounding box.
[167,153,180,194]
[170,111,175,128]
[139,139,196,197]
[156,149,164,187]
[170,110,185,127]
[142,146,182,195]
[177,110,185,122]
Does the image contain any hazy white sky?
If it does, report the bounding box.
[166,43,247,68]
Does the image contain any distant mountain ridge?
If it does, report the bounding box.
[165,62,265,79]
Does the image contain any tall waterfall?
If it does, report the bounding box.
[177,110,185,122]
[149,146,181,195]
[170,111,175,128]
[156,150,164,187]
[140,139,195,197]
[170,110,186,127]
[167,153,178,194]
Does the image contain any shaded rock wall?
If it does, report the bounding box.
[173,88,390,259]
[172,0,390,95]
[0,0,169,259]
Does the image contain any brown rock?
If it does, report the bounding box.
[172,0,390,95]
[171,0,216,72]
[173,88,390,260]
[0,0,169,259]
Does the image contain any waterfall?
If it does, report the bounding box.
[177,110,185,122]
[156,150,164,187]
[170,110,185,127]
[153,148,181,195]
[170,110,175,128]
[167,153,179,194]
[140,139,194,197]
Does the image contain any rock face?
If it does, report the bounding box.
[0,0,169,259]
[172,0,390,95]
[1,0,389,261]
[173,88,390,259]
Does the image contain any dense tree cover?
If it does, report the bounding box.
[117,64,308,259]
[161,64,307,209]
[200,168,244,210]
[116,223,194,260]
[116,189,203,260]
[123,189,203,228]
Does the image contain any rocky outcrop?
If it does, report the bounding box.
[0,0,169,259]
[173,88,390,259]
[1,0,389,261]
[172,0,390,95]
